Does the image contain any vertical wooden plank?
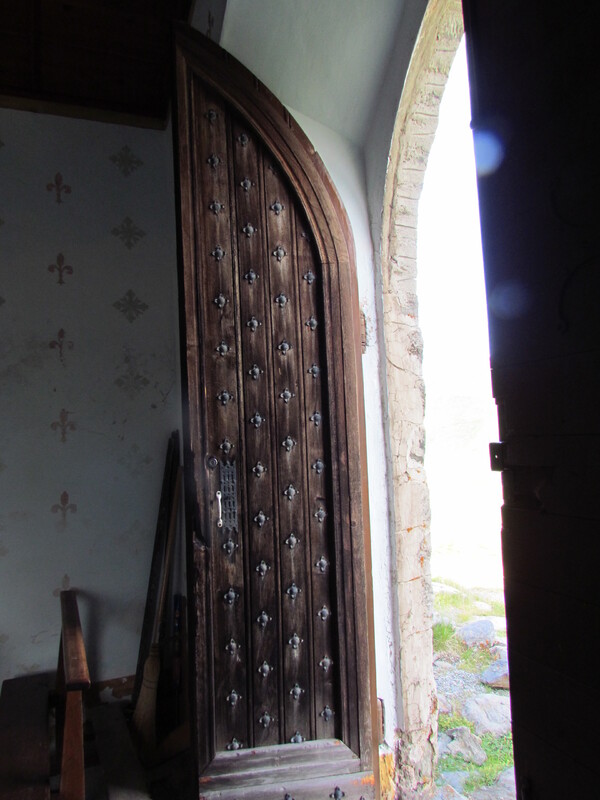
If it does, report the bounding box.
[231,115,281,748]
[192,81,248,754]
[294,214,338,742]
[262,160,314,744]
[59,691,84,800]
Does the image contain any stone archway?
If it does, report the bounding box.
[379,1,464,796]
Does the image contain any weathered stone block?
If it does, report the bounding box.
[393,480,431,533]
[462,694,512,736]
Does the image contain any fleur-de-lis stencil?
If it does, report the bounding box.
[51,491,77,526]
[48,253,73,285]
[49,329,73,365]
[51,409,76,443]
[46,172,71,204]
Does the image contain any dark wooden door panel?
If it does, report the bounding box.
[184,72,340,755]
[175,24,376,796]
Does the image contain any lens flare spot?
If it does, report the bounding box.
[489,280,530,319]
[473,129,505,175]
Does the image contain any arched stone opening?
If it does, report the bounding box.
[378,1,464,796]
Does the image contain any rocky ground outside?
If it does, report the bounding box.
[431,581,514,800]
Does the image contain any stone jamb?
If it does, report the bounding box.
[379,1,464,797]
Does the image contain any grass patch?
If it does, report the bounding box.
[433,621,455,652]
[436,712,514,795]
[433,581,505,625]
[458,644,494,673]
[463,732,514,792]
[438,712,474,734]
[433,622,494,672]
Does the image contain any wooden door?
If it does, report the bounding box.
[174,26,377,800]
[463,2,598,797]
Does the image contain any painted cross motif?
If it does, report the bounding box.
[109,145,143,176]
[46,172,71,204]
[51,409,76,443]
[49,329,73,365]
[113,289,148,322]
[114,349,150,398]
[48,253,73,285]
[112,217,146,249]
[51,491,77,526]
[115,364,150,398]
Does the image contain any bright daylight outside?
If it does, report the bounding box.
[417,39,514,800]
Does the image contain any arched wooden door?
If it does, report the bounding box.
[174,25,377,799]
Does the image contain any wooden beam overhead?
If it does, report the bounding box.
[0,0,193,127]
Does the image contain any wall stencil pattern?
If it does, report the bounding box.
[46,172,71,203]
[48,253,73,285]
[113,290,149,322]
[110,145,144,176]
[112,216,146,249]
[0,108,180,682]
[51,409,76,443]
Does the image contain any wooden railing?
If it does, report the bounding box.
[55,590,91,800]
[0,590,90,800]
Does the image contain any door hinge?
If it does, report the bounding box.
[489,442,506,471]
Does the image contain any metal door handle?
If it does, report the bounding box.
[216,490,223,528]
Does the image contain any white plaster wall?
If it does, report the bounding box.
[364,0,429,255]
[221,0,407,146]
[290,109,397,744]
[0,109,181,682]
